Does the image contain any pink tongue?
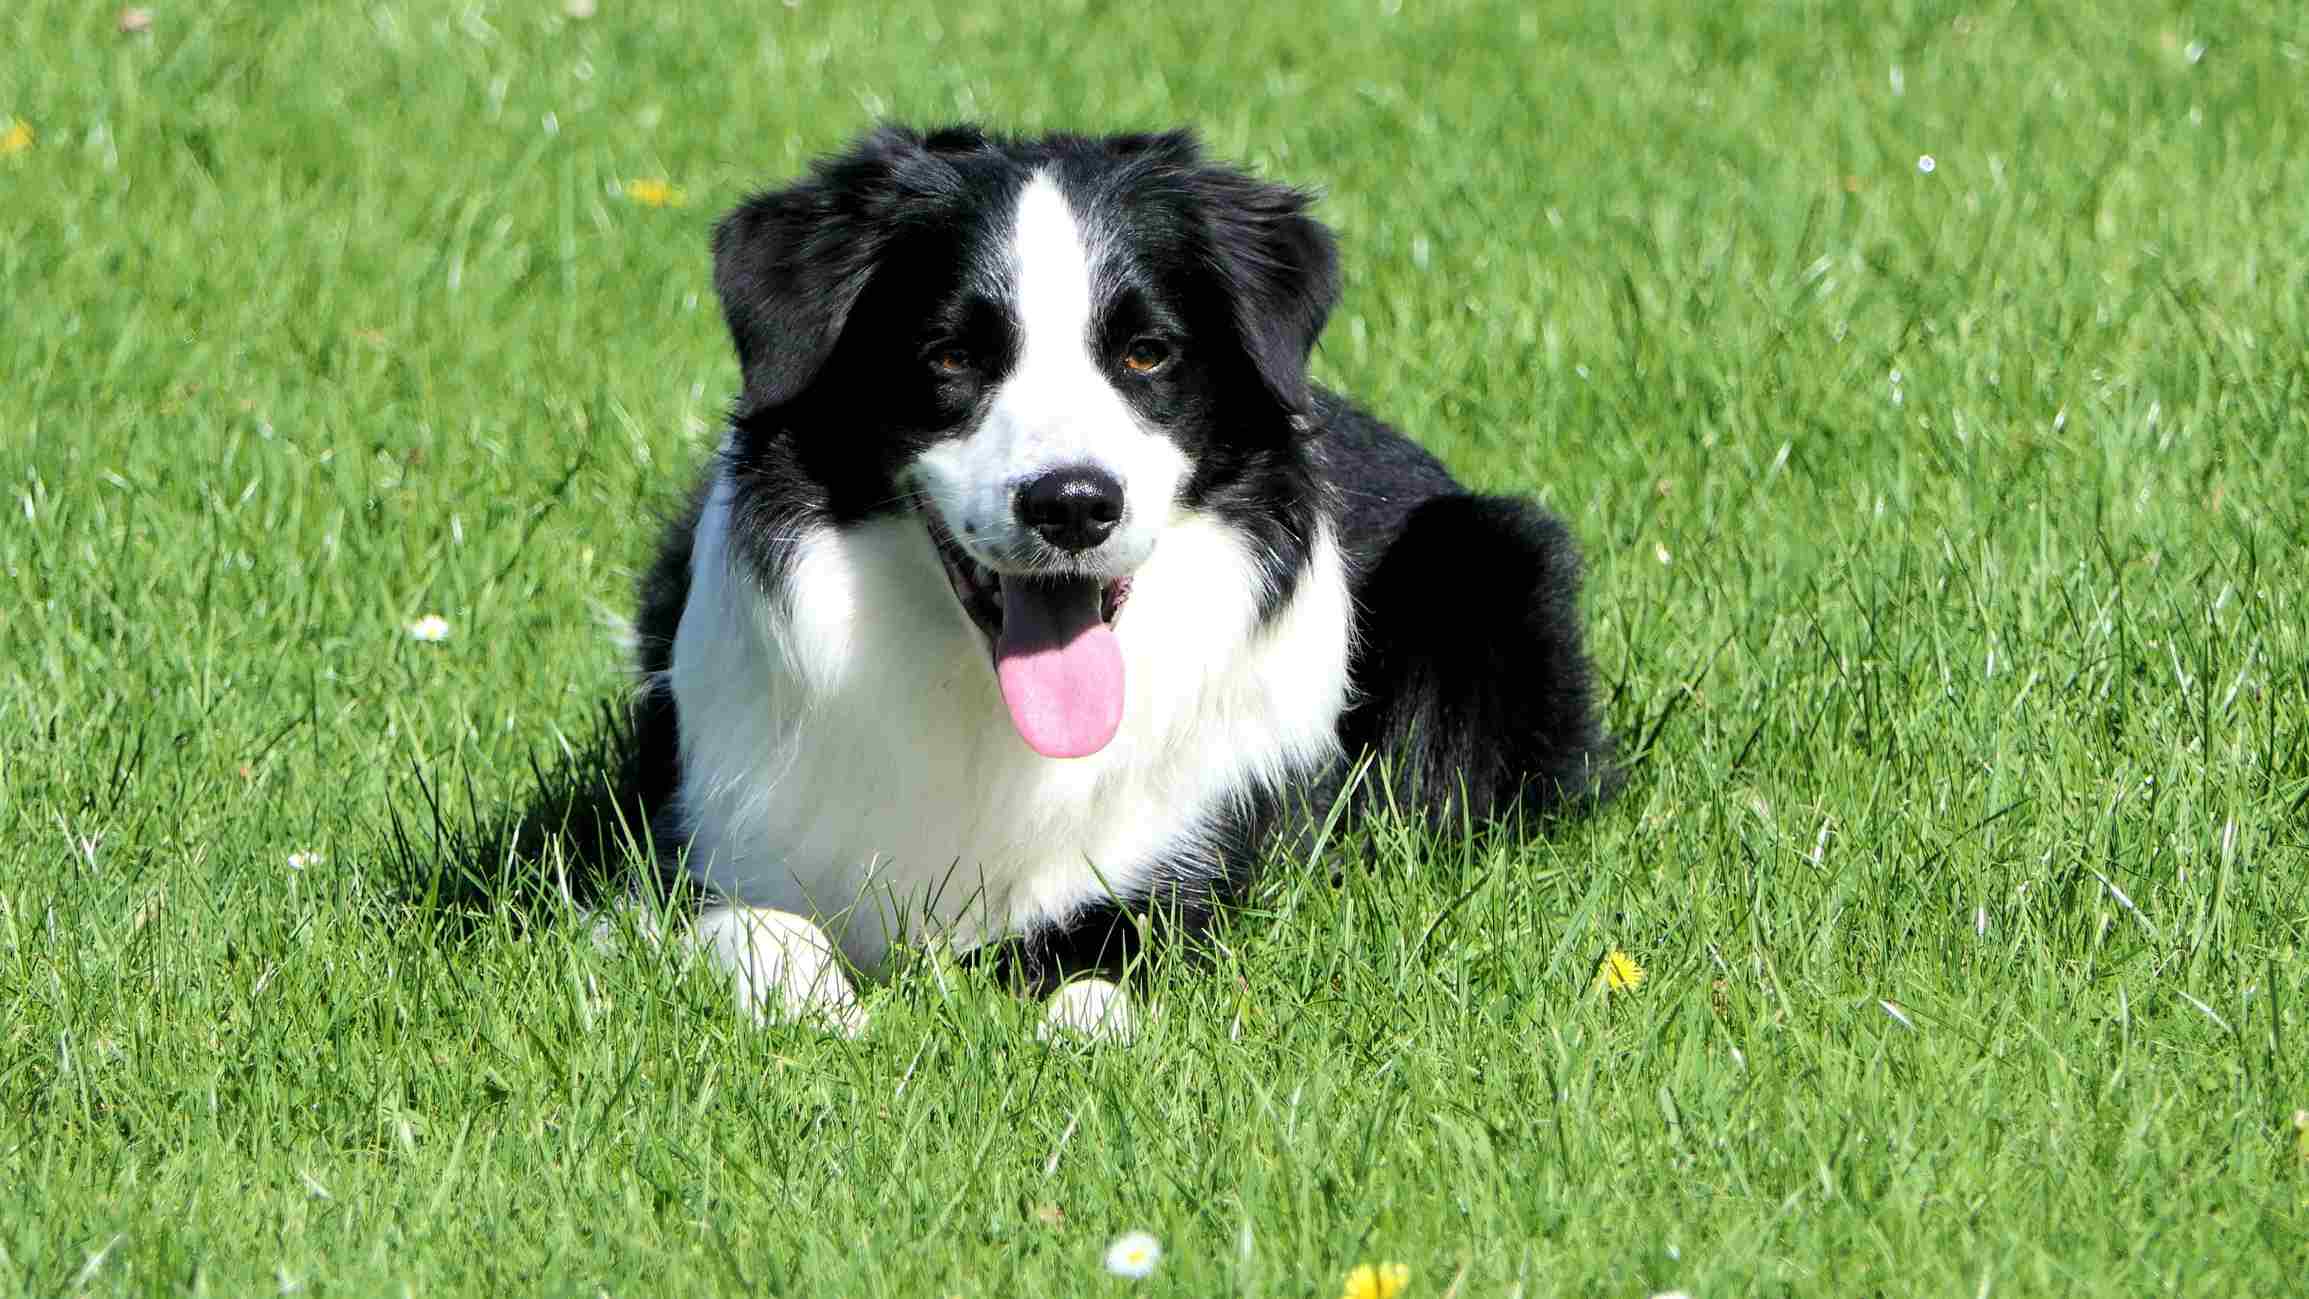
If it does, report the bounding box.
[993,577,1124,759]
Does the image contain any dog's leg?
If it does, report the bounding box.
[1341,493,1616,826]
[1037,977,1137,1044]
[692,905,868,1036]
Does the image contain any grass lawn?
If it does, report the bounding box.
[4,0,2306,1294]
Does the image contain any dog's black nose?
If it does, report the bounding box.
[1015,466,1124,552]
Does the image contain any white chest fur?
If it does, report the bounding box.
[664,474,1351,973]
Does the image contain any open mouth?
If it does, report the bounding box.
[925,518,1132,761]
[928,524,1132,643]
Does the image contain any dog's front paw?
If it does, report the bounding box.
[1038,978,1137,1045]
[693,906,867,1037]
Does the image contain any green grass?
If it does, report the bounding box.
[4,0,2306,1294]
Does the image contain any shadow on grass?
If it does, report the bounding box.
[379,698,683,934]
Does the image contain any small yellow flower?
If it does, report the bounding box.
[621,178,685,208]
[1594,949,1646,993]
[1341,1261,1410,1299]
[0,118,34,158]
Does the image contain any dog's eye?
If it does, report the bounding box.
[1121,338,1173,375]
[929,346,973,376]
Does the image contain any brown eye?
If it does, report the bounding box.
[930,346,972,375]
[1121,338,1173,375]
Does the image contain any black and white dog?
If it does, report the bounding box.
[631,125,1610,1035]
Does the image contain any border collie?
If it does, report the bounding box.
[631,125,1611,1037]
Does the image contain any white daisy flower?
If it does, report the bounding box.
[287,851,324,871]
[1917,154,1937,174]
[1103,1230,1162,1279]
[407,614,451,642]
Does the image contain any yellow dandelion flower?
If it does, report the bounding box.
[0,118,34,158]
[622,178,685,208]
[1594,949,1646,993]
[1341,1261,1410,1299]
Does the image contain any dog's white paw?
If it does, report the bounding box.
[1038,978,1137,1045]
[693,906,867,1037]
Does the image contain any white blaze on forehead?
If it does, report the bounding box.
[1006,172,1099,364]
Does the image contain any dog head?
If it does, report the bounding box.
[712,125,1339,755]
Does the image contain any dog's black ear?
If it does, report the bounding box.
[1194,163,1341,423]
[712,126,965,410]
